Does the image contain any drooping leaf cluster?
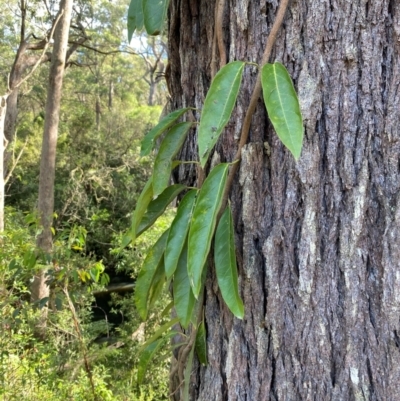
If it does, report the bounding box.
[129,60,303,382]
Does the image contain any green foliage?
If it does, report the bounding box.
[140,108,191,157]
[136,184,186,237]
[135,229,169,321]
[0,208,171,400]
[153,122,192,196]
[128,0,170,38]
[129,177,154,244]
[261,62,304,159]
[215,205,244,319]
[173,243,195,329]
[2,2,172,397]
[128,0,144,41]
[188,163,229,297]
[198,61,245,167]
[129,55,304,393]
[195,321,207,365]
[165,189,197,279]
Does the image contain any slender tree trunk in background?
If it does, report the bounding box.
[169,0,400,399]
[96,95,101,131]
[31,0,73,313]
[108,80,114,110]
[148,76,156,106]
[0,95,8,232]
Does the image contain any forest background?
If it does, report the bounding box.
[0,0,172,399]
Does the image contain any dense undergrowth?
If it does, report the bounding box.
[0,206,173,400]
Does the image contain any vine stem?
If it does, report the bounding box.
[211,0,227,78]
[222,0,290,208]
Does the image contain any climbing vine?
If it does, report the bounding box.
[126,0,301,397]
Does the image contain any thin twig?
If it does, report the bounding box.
[216,0,227,69]
[5,138,28,185]
[69,41,137,56]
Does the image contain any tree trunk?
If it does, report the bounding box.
[31,0,73,311]
[0,95,8,232]
[96,94,101,131]
[108,79,114,110]
[168,0,400,400]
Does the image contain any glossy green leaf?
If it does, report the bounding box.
[182,343,195,401]
[141,109,190,157]
[135,230,169,320]
[215,205,244,319]
[140,317,180,350]
[137,339,164,384]
[161,300,174,318]
[130,177,153,241]
[121,233,133,249]
[198,61,245,167]
[195,321,207,365]
[127,0,143,42]
[188,163,229,297]
[153,122,192,197]
[148,256,166,311]
[137,184,186,237]
[261,62,304,160]
[165,190,197,278]
[143,0,169,35]
[23,250,37,269]
[173,243,196,328]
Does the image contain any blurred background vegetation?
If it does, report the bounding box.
[0,0,173,399]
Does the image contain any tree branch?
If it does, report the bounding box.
[13,10,63,92]
[68,41,136,56]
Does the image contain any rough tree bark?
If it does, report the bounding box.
[168,0,400,400]
[31,0,73,309]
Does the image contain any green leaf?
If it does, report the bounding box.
[143,0,169,35]
[23,250,37,269]
[137,339,164,384]
[148,256,166,311]
[127,0,143,42]
[141,108,190,157]
[89,267,100,283]
[182,343,195,401]
[121,233,133,249]
[195,321,207,365]
[140,317,180,350]
[153,122,192,197]
[130,177,153,241]
[135,230,169,320]
[165,190,197,278]
[137,184,186,237]
[188,163,229,297]
[173,243,195,328]
[38,297,49,309]
[198,61,245,167]
[214,205,244,319]
[161,300,174,318]
[261,62,304,160]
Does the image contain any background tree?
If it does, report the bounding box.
[166,0,400,399]
[31,0,73,334]
[0,0,172,397]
